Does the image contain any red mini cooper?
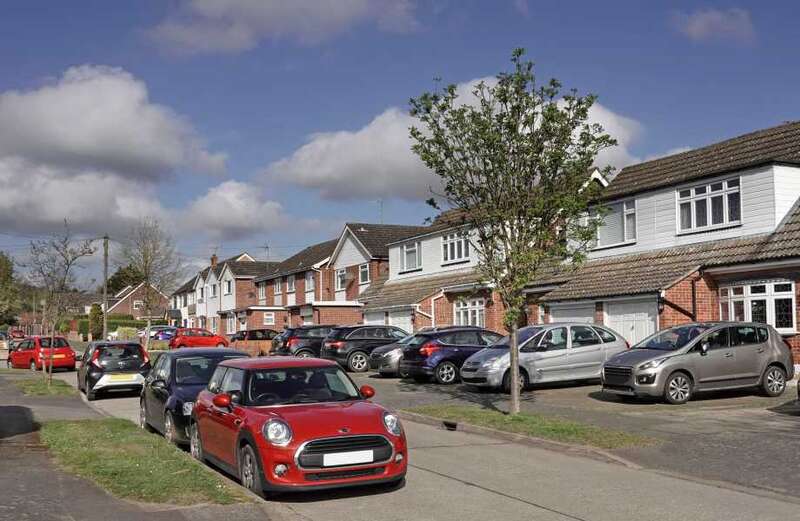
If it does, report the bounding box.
[189,357,407,496]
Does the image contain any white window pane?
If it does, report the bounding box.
[680,202,692,230]
[727,178,739,188]
[732,301,745,321]
[598,202,624,245]
[720,302,729,320]
[775,298,794,329]
[711,195,724,225]
[728,192,741,222]
[694,199,707,227]
[679,189,691,198]
[710,182,723,192]
[624,212,636,241]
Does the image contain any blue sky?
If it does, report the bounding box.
[0,1,798,276]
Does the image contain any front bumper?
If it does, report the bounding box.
[459,366,504,388]
[369,352,402,374]
[601,365,665,397]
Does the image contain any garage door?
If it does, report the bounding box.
[363,312,385,326]
[388,310,413,334]
[549,304,595,323]
[605,299,657,345]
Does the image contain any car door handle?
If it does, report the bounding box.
[756,348,765,353]
[724,352,734,358]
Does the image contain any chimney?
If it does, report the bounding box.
[210,254,218,267]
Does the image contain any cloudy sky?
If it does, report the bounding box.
[0,1,798,281]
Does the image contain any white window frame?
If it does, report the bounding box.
[133,300,143,310]
[676,177,741,234]
[454,298,486,327]
[402,241,422,271]
[198,287,204,301]
[442,232,471,264]
[211,284,217,298]
[305,271,315,297]
[594,200,636,249]
[359,263,370,285]
[274,278,282,295]
[226,315,235,333]
[719,280,795,333]
[257,283,265,300]
[335,268,347,291]
[224,280,232,295]
[287,274,295,292]
[263,312,275,326]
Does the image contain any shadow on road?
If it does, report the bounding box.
[0,405,40,439]
[271,478,405,504]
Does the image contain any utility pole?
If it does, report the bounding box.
[102,235,108,340]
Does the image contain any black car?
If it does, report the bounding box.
[139,348,248,444]
[77,341,152,401]
[270,325,336,357]
[399,327,503,384]
[320,325,408,372]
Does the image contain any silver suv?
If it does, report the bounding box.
[602,322,794,404]
[461,323,628,392]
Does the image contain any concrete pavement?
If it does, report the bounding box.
[47,369,800,521]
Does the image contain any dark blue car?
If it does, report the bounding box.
[399,327,503,384]
[139,348,248,444]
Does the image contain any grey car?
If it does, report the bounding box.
[461,323,629,392]
[368,335,415,377]
[601,322,795,404]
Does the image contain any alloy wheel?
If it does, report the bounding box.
[164,413,175,443]
[668,375,690,403]
[240,448,256,490]
[766,367,786,395]
[437,363,456,384]
[29,360,36,372]
[139,401,148,430]
[190,424,203,461]
[349,352,368,372]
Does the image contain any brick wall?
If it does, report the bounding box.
[661,271,719,328]
[594,302,604,324]
[316,306,362,325]
[235,279,258,309]
[295,273,307,306]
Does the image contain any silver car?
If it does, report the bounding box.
[601,322,795,404]
[461,323,629,392]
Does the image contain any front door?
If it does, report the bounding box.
[527,327,569,382]
[12,340,34,368]
[568,325,604,379]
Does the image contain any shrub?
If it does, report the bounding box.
[78,319,89,336]
[116,327,138,340]
[88,304,103,339]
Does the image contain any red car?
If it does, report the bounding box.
[8,336,76,371]
[189,357,407,496]
[168,328,229,349]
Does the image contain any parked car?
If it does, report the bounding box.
[139,348,249,444]
[601,322,794,404]
[154,327,178,341]
[189,357,407,496]
[77,341,152,401]
[399,327,504,384]
[461,323,628,393]
[138,325,174,339]
[8,329,25,339]
[167,328,229,349]
[368,335,418,377]
[8,336,76,372]
[320,325,408,372]
[229,328,280,343]
[270,325,335,357]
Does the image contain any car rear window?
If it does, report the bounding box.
[306,327,331,338]
[406,334,431,347]
[757,327,769,343]
[99,344,142,361]
[592,327,617,343]
[327,328,351,339]
[176,356,244,385]
[39,338,69,348]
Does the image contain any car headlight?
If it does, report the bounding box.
[638,358,669,371]
[182,402,194,416]
[262,419,292,446]
[383,412,402,436]
[483,356,505,370]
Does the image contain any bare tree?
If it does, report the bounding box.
[117,219,185,350]
[27,221,95,385]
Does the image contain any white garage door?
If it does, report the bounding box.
[388,310,413,334]
[363,312,385,325]
[549,304,595,323]
[606,299,657,345]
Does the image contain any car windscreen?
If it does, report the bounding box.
[396,335,417,345]
[633,325,711,351]
[405,334,431,347]
[39,338,69,348]
[175,356,244,385]
[98,344,142,361]
[246,366,360,406]
[489,327,543,349]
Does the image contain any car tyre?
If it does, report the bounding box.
[164,411,178,443]
[189,422,204,462]
[663,371,692,405]
[761,365,787,397]
[216,343,225,348]
[295,349,314,358]
[502,368,529,394]
[29,360,37,372]
[239,444,265,498]
[139,400,155,432]
[347,351,369,373]
[434,361,459,385]
[86,389,97,401]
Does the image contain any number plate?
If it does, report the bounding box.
[322,450,374,467]
[52,354,65,359]
[109,374,136,382]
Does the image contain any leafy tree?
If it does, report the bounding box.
[0,251,20,325]
[409,49,615,414]
[88,303,104,340]
[105,264,143,295]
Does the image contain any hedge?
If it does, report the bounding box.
[76,318,168,335]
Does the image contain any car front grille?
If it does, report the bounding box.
[603,366,633,385]
[296,435,392,469]
[304,466,384,481]
[462,376,487,384]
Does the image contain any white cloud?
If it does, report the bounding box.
[151,0,419,54]
[268,77,643,200]
[672,8,755,44]
[0,65,225,180]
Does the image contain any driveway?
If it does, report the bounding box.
[350,372,800,497]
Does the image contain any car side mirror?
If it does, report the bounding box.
[699,342,709,356]
[212,393,232,409]
[360,385,375,399]
[152,379,167,390]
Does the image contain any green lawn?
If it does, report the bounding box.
[406,404,654,450]
[40,419,249,505]
[15,377,77,397]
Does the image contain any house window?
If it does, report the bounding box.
[402,242,422,271]
[199,287,204,301]
[274,278,282,295]
[263,312,275,326]
[335,269,347,291]
[442,233,470,263]
[224,280,232,295]
[596,200,636,247]
[182,294,187,307]
[257,283,265,300]
[133,300,143,310]
[287,274,295,292]
[305,271,315,295]
[226,316,235,333]
[719,280,795,333]
[359,264,370,284]
[678,178,741,233]
[454,298,485,327]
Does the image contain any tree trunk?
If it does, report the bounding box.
[508,320,520,415]
[48,320,56,386]
[144,318,151,352]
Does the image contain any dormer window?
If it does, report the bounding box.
[596,200,636,248]
[678,178,741,233]
[442,233,470,264]
[402,242,422,271]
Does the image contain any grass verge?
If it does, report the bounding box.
[405,404,654,450]
[15,377,77,396]
[40,418,249,505]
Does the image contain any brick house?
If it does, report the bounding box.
[217,259,280,335]
[105,282,169,320]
